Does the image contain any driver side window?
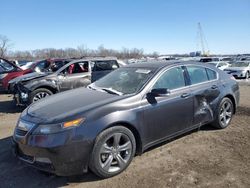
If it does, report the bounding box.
[153,67,186,90]
[61,61,89,75]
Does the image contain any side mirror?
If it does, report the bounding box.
[148,88,170,97]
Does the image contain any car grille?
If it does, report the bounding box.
[15,128,28,136]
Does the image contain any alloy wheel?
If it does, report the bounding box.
[33,92,51,102]
[219,100,233,127]
[99,133,132,173]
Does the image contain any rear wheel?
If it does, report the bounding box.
[211,97,234,129]
[89,126,136,178]
[29,88,53,104]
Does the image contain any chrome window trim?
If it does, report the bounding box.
[143,64,220,96]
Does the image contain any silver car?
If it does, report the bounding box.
[208,61,230,70]
[224,61,250,79]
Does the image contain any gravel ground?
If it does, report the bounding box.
[0,83,249,188]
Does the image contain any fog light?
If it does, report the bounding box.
[35,157,52,164]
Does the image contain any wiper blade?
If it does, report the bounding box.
[101,88,123,96]
[87,85,97,91]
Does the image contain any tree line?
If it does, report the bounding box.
[0,35,159,60]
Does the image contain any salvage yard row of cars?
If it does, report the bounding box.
[0,56,243,178]
[0,56,249,106]
[0,57,123,105]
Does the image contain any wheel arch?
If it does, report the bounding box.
[33,85,58,94]
[105,122,143,155]
[223,94,236,114]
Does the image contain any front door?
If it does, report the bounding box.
[142,66,194,145]
[58,61,91,91]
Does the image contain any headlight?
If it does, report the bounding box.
[33,118,85,135]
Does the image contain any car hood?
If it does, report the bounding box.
[8,72,50,84]
[224,67,248,71]
[26,87,125,123]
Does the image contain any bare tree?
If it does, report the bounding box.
[0,35,12,58]
[7,45,148,60]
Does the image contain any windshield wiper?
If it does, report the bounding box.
[101,88,123,96]
[87,85,96,90]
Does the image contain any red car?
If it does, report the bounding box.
[0,58,70,91]
[0,58,31,91]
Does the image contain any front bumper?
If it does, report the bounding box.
[12,129,94,176]
[12,83,30,106]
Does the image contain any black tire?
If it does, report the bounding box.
[29,88,53,104]
[245,71,249,79]
[89,126,136,178]
[211,97,234,129]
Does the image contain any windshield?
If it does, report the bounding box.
[230,62,249,67]
[92,67,156,95]
[0,59,15,72]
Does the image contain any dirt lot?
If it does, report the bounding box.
[0,84,250,188]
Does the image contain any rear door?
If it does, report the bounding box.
[91,60,119,82]
[185,65,221,125]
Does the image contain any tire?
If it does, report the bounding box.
[211,97,234,129]
[89,126,136,178]
[29,88,53,104]
[245,71,249,79]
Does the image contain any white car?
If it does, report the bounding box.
[224,61,250,79]
[207,61,230,70]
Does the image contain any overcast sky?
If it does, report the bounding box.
[1,0,250,54]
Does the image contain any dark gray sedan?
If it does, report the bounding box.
[12,61,239,178]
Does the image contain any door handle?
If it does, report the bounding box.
[211,85,218,89]
[181,93,191,98]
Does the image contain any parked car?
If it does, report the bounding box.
[11,57,121,105]
[199,57,220,62]
[223,61,250,79]
[2,58,71,91]
[0,58,32,90]
[12,61,239,178]
[207,61,230,70]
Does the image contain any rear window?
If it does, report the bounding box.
[206,68,217,80]
[91,60,119,71]
[186,66,209,84]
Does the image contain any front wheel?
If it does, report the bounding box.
[211,97,234,129]
[29,88,53,104]
[89,126,136,178]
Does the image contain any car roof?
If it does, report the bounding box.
[124,60,209,69]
